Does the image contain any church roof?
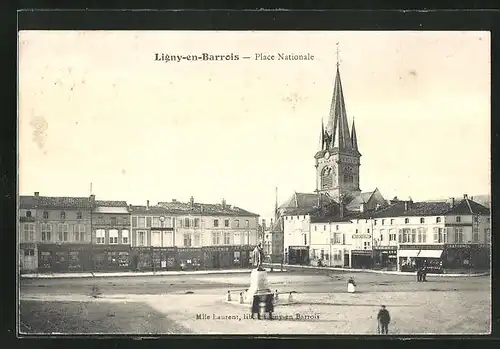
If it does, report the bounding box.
[279,192,319,210]
[328,66,352,149]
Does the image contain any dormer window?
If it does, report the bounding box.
[60,211,66,220]
[456,216,461,223]
[77,211,82,219]
[26,211,32,218]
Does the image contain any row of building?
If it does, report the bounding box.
[279,193,490,273]
[19,193,260,273]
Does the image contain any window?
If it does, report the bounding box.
[151,231,161,246]
[177,218,183,228]
[374,220,377,226]
[245,220,250,228]
[109,229,118,244]
[73,225,79,241]
[194,234,201,246]
[235,219,240,228]
[420,217,425,224]
[152,217,160,227]
[213,219,219,228]
[137,231,145,246]
[324,225,326,231]
[411,229,416,243]
[297,216,300,220]
[389,230,397,242]
[41,223,51,241]
[382,219,385,225]
[355,229,358,234]
[225,219,230,227]
[473,230,479,242]
[23,223,35,241]
[184,218,190,228]
[333,250,342,261]
[60,211,66,220]
[417,228,426,243]
[433,227,444,243]
[454,228,463,243]
[365,220,368,223]
[484,228,490,244]
[132,217,138,228]
[43,211,49,219]
[122,229,129,244]
[336,225,339,230]
[211,232,220,245]
[224,232,231,244]
[401,229,411,243]
[62,224,68,241]
[303,234,307,245]
[390,219,394,224]
[26,211,32,218]
[234,232,241,245]
[146,217,152,228]
[122,216,129,225]
[194,218,200,228]
[111,217,117,226]
[138,217,145,228]
[404,218,409,224]
[334,233,342,244]
[24,249,35,256]
[77,211,82,219]
[367,229,370,234]
[456,216,461,223]
[314,225,317,231]
[96,229,105,244]
[436,217,441,223]
[363,241,370,249]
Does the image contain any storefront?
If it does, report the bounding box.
[178,247,203,270]
[287,246,310,265]
[351,249,373,269]
[37,244,93,272]
[372,246,397,271]
[202,245,253,269]
[443,243,489,270]
[398,245,445,273]
[91,245,132,271]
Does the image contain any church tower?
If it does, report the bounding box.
[314,48,361,203]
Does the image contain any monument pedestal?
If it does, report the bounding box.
[245,269,274,318]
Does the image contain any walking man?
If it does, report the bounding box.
[377,305,391,334]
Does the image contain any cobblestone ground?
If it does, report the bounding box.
[19,272,490,335]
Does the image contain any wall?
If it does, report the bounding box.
[283,214,311,253]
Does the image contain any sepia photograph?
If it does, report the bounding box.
[17,30,491,335]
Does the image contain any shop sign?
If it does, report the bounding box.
[351,250,372,256]
[202,246,231,252]
[178,247,202,253]
[400,245,442,250]
[289,246,309,251]
[445,243,486,249]
[352,234,371,239]
[373,246,397,250]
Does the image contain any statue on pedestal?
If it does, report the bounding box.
[252,242,265,271]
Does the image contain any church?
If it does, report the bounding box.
[278,58,387,266]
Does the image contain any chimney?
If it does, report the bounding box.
[34,192,39,197]
[222,198,226,209]
[449,197,455,208]
[146,200,150,210]
[129,204,132,209]
[339,202,344,219]
[471,196,474,201]
[464,194,468,199]
[404,201,408,211]
[34,192,39,207]
[190,196,194,207]
[172,199,177,202]
[89,194,96,209]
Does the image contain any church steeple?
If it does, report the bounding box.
[351,118,359,152]
[327,56,352,150]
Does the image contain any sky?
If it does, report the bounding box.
[18,31,491,222]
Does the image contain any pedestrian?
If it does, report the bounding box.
[422,265,427,282]
[377,305,391,334]
[416,267,421,282]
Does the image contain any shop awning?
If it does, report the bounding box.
[398,249,420,258]
[418,250,443,258]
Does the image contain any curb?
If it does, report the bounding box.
[20,268,288,280]
[264,264,490,278]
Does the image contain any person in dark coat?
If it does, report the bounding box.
[416,267,421,282]
[377,305,391,334]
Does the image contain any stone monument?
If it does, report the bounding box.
[245,242,272,303]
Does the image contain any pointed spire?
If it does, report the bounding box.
[319,119,325,150]
[351,117,358,151]
[327,64,352,150]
